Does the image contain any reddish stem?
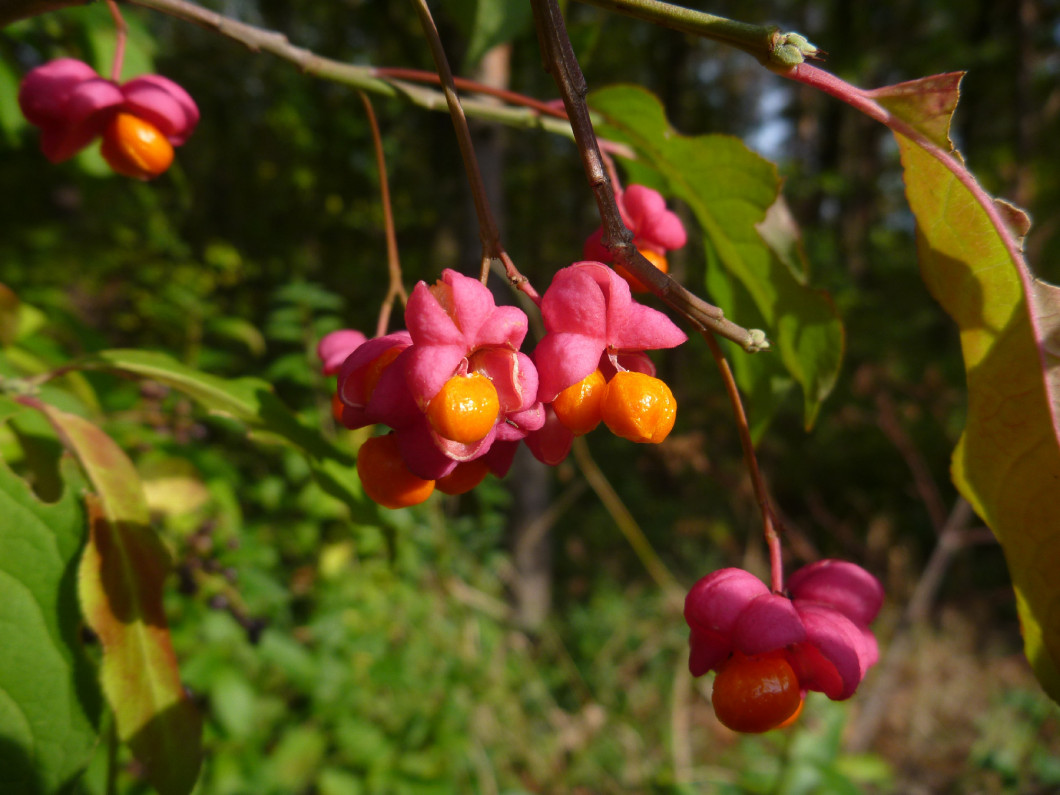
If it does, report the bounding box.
[373,66,634,161]
[702,331,784,593]
[409,0,541,305]
[107,0,127,82]
[357,91,408,338]
[374,67,569,121]
[783,64,1026,295]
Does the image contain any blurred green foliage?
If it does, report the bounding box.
[2,0,1060,792]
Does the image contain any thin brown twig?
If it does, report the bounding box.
[357,91,408,338]
[373,65,635,160]
[408,0,540,303]
[529,0,768,352]
[374,66,569,121]
[410,0,501,280]
[122,0,576,139]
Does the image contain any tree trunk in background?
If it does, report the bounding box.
[465,43,553,631]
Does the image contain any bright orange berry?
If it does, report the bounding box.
[426,373,500,444]
[711,652,802,733]
[552,369,607,435]
[100,112,174,180]
[435,458,490,495]
[600,370,676,444]
[356,434,435,509]
[616,248,668,293]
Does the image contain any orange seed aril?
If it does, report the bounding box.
[426,373,500,444]
[552,369,607,435]
[711,652,802,734]
[600,370,676,444]
[100,112,174,180]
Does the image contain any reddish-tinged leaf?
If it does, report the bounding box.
[866,72,963,150]
[29,400,202,795]
[787,64,1060,702]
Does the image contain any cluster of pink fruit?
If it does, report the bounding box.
[318,257,687,509]
[314,193,883,735]
[315,180,690,509]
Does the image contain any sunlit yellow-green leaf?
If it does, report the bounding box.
[882,76,1060,702]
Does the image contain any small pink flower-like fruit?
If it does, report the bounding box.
[534,262,686,404]
[317,329,368,375]
[684,560,883,726]
[18,58,199,178]
[404,269,543,462]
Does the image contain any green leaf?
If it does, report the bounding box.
[30,401,203,795]
[65,348,369,517]
[265,725,328,791]
[206,316,266,357]
[881,75,1060,702]
[590,85,843,429]
[0,58,27,147]
[0,457,100,794]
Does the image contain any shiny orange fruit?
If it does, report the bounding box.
[711,652,802,733]
[552,369,607,435]
[356,434,435,509]
[100,112,175,180]
[435,458,490,495]
[600,370,676,443]
[616,248,668,293]
[426,373,500,444]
